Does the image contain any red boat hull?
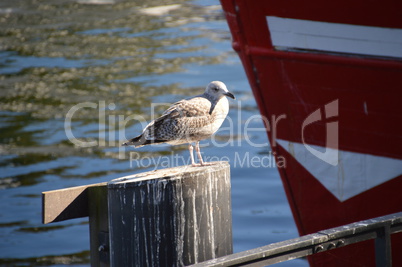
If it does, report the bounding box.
[220,0,402,265]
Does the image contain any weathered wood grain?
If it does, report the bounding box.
[42,182,107,224]
[108,161,233,266]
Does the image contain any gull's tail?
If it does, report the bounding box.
[122,134,147,147]
[122,134,166,147]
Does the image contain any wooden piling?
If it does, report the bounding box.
[107,161,233,267]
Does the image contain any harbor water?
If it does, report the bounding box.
[0,0,307,266]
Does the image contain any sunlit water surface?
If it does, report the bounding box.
[0,0,308,266]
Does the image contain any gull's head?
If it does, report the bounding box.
[205,81,236,100]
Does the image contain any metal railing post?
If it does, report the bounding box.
[375,224,392,267]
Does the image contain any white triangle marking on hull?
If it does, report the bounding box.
[277,139,402,201]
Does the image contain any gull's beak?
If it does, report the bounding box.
[225,91,236,99]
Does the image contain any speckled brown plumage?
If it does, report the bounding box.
[123,81,235,166]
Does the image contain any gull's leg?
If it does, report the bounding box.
[195,141,213,166]
[189,143,200,167]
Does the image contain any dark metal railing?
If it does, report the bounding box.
[191,212,402,267]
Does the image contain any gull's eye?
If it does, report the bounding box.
[213,87,219,91]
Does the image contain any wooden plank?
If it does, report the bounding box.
[42,182,107,224]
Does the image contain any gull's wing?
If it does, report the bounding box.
[143,97,214,141]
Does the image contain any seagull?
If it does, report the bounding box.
[122,81,235,166]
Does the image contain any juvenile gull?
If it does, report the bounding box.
[123,81,235,166]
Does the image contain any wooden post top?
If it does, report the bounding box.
[107,161,232,266]
[42,162,230,224]
[109,161,230,187]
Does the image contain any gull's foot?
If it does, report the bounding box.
[191,163,202,167]
[200,162,215,166]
